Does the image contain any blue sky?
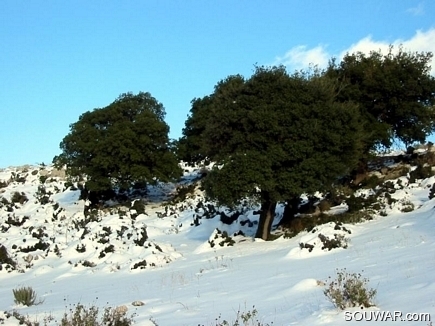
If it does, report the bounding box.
[1,1,435,168]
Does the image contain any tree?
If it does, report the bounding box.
[54,92,182,200]
[181,66,364,240]
[326,46,435,151]
[177,74,246,164]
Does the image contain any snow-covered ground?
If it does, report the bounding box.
[0,163,434,325]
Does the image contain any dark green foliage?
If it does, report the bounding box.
[6,215,29,227]
[76,244,86,253]
[35,185,51,205]
[326,46,435,150]
[177,95,221,164]
[39,175,48,184]
[318,233,349,250]
[81,260,96,268]
[54,92,182,200]
[11,191,28,205]
[99,245,115,258]
[346,194,376,213]
[361,175,382,189]
[131,199,146,215]
[171,184,197,203]
[132,259,147,270]
[208,228,236,247]
[134,226,148,246]
[429,184,435,200]
[181,66,364,239]
[20,240,50,253]
[0,244,16,269]
[409,164,433,183]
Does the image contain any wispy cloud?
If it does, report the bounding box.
[272,45,330,71]
[407,2,425,16]
[274,28,435,75]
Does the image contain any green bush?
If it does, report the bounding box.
[324,268,376,310]
[12,286,42,306]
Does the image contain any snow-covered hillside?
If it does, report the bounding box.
[0,160,434,325]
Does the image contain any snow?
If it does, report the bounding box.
[0,163,434,325]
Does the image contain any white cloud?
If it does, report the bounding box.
[276,28,435,75]
[273,45,330,71]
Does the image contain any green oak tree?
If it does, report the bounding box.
[54,92,182,200]
[326,46,435,151]
[181,66,364,240]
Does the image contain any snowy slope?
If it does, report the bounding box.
[0,162,434,325]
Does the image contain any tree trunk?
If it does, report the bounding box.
[278,196,301,227]
[255,192,277,240]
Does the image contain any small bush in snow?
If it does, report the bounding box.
[318,233,349,250]
[429,184,435,200]
[11,191,28,205]
[210,306,272,326]
[324,268,376,310]
[4,309,54,326]
[409,163,433,183]
[400,200,415,212]
[0,245,17,271]
[12,286,42,306]
[60,303,135,326]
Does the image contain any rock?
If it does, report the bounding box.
[114,305,128,315]
[23,254,33,263]
[132,300,145,306]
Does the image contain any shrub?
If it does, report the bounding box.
[172,184,196,203]
[4,310,54,326]
[131,199,146,217]
[409,164,433,183]
[318,233,349,250]
[0,244,17,270]
[361,175,382,189]
[60,304,135,326]
[35,185,51,205]
[324,268,376,310]
[401,200,415,212]
[346,194,376,213]
[210,306,272,326]
[11,191,28,205]
[12,286,42,306]
[20,240,50,253]
[60,304,98,326]
[318,199,331,212]
[429,184,435,200]
[134,226,148,246]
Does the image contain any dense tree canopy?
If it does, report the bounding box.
[181,66,364,239]
[326,46,435,150]
[54,92,182,197]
